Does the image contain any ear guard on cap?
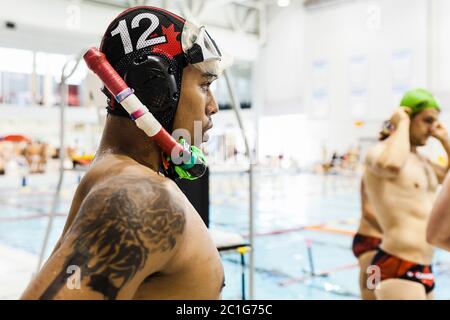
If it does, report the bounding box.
[123,54,179,129]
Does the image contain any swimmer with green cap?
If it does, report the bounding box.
[379,89,441,141]
[362,88,450,300]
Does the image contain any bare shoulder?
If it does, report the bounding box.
[70,174,187,253]
[367,142,385,156]
[416,152,432,164]
[23,173,188,300]
[364,142,384,165]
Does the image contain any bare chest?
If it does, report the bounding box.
[394,154,438,193]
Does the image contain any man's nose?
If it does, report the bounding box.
[207,90,219,116]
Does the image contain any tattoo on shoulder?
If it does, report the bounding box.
[39,177,186,300]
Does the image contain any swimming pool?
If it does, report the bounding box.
[1,171,449,299]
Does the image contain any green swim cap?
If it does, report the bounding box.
[400,88,440,115]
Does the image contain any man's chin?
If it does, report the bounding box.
[418,139,428,146]
[411,138,427,147]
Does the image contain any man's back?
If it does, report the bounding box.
[21,154,224,299]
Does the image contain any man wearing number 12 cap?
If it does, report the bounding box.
[21,6,231,300]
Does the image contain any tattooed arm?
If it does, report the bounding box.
[21,177,186,300]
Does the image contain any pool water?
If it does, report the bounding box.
[1,171,449,299]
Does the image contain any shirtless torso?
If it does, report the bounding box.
[364,145,437,265]
[21,154,224,299]
[362,106,450,299]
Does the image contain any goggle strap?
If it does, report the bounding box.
[185,26,222,64]
[186,43,204,64]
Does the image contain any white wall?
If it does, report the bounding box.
[429,0,450,106]
[257,1,305,116]
[304,0,429,163]
[304,0,428,120]
[256,0,448,166]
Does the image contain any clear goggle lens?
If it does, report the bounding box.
[182,21,232,75]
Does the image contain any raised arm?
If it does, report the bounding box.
[365,108,411,178]
[21,177,186,300]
